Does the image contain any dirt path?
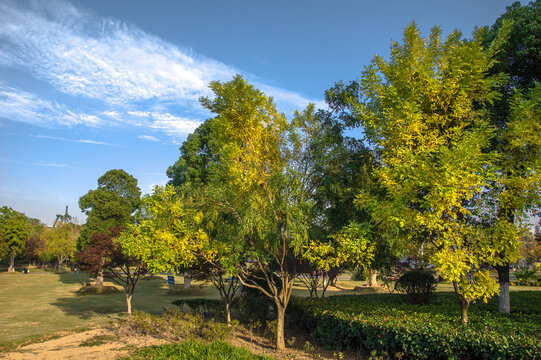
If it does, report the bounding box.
[2,328,166,360]
[2,326,355,360]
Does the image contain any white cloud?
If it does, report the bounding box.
[137,135,160,142]
[0,157,71,168]
[0,84,106,127]
[31,134,116,146]
[0,0,324,141]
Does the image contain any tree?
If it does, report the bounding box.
[77,227,147,314]
[24,218,45,266]
[327,23,505,324]
[41,222,80,272]
[480,0,541,313]
[78,170,141,287]
[78,169,141,250]
[0,206,32,271]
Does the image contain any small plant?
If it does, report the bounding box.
[287,336,296,347]
[265,320,277,344]
[394,269,436,304]
[303,340,315,353]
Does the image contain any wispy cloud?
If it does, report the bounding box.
[31,134,116,146]
[0,0,323,141]
[0,84,105,127]
[0,157,71,168]
[137,135,160,142]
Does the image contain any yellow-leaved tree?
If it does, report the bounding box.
[327,22,507,324]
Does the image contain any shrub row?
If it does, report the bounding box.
[288,293,541,359]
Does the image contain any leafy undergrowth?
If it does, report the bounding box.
[123,341,273,360]
[288,291,541,359]
[114,309,231,342]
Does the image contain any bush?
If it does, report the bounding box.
[288,293,541,360]
[394,269,436,304]
[124,341,272,360]
[120,309,231,342]
[172,299,225,319]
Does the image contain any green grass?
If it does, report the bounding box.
[0,271,220,347]
[123,341,274,360]
[1,269,539,352]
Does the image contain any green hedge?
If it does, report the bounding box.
[288,292,541,359]
[124,341,273,360]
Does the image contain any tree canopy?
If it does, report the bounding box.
[78,169,141,250]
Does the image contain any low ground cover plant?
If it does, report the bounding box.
[288,292,541,359]
[124,341,273,360]
[115,309,231,342]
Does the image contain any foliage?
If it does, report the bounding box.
[78,169,141,250]
[394,270,437,304]
[288,293,541,359]
[172,299,225,318]
[41,222,80,270]
[118,185,209,274]
[326,22,506,323]
[122,309,231,342]
[0,206,32,268]
[124,341,273,360]
[76,227,147,313]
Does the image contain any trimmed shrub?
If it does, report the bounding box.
[288,293,541,360]
[394,269,436,304]
[172,299,225,318]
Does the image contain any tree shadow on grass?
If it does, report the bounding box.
[51,295,126,320]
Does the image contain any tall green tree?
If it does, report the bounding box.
[327,23,506,324]
[0,206,32,272]
[480,0,541,313]
[78,169,141,287]
[78,169,141,250]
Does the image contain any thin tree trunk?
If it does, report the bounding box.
[126,291,132,315]
[57,255,63,272]
[275,303,286,350]
[368,269,378,287]
[95,257,104,287]
[184,271,191,289]
[8,256,15,272]
[226,302,231,324]
[496,263,510,314]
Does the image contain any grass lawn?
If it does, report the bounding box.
[1,269,539,350]
[0,270,220,347]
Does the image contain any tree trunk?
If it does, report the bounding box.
[226,302,231,324]
[184,271,191,289]
[275,303,286,350]
[95,272,104,287]
[95,257,104,288]
[496,263,510,314]
[57,255,63,272]
[126,292,132,315]
[459,297,470,325]
[368,269,378,287]
[8,256,15,272]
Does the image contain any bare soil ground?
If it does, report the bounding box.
[1,325,358,360]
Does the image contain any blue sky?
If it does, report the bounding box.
[0,0,524,225]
